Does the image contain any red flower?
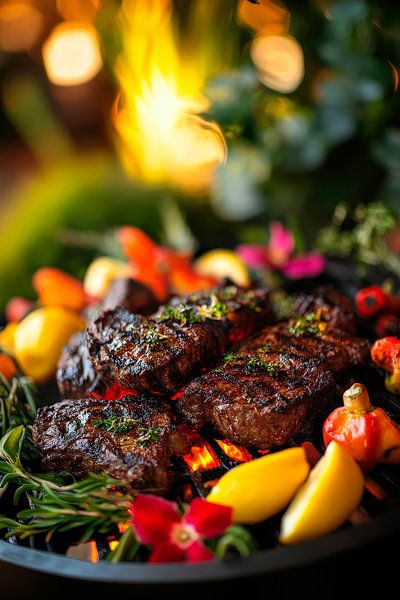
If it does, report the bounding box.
[131,495,232,563]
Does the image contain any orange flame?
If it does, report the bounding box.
[183,443,220,472]
[216,439,253,463]
[89,541,99,563]
[108,521,131,552]
[113,0,226,192]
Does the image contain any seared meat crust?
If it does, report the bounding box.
[291,286,357,334]
[32,396,189,493]
[57,332,106,399]
[176,321,369,448]
[87,286,272,395]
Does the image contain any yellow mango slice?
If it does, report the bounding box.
[279,441,364,545]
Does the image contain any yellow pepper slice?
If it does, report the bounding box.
[14,307,85,383]
[0,322,18,354]
[207,447,310,524]
[279,441,364,545]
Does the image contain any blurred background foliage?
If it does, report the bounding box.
[0,0,399,308]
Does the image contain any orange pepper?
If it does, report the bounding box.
[323,383,400,471]
[33,267,86,312]
[118,226,159,266]
[0,354,17,380]
[162,250,217,294]
[371,336,400,394]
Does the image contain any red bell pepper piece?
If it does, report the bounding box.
[371,336,400,394]
[323,383,400,471]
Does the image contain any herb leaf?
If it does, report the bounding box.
[93,416,138,434]
[288,311,326,337]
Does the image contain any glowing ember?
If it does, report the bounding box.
[258,449,270,455]
[90,384,136,401]
[108,522,131,552]
[89,541,99,563]
[216,439,253,463]
[183,443,220,472]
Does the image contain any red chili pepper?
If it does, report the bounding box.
[374,314,399,338]
[355,285,387,318]
[323,383,400,471]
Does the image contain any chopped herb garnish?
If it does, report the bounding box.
[141,326,168,347]
[262,342,272,352]
[209,298,229,319]
[217,286,238,300]
[93,416,137,434]
[158,304,201,326]
[223,352,238,363]
[247,356,280,376]
[288,311,326,338]
[158,295,229,325]
[137,426,160,446]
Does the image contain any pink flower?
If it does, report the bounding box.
[131,495,232,563]
[237,221,325,279]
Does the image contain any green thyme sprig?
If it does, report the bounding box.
[158,304,202,326]
[246,356,280,376]
[288,311,326,338]
[93,416,138,435]
[136,426,160,447]
[93,417,160,446]
[141,326,168,348]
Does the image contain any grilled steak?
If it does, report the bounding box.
[102,277,158,315]
[176,320,370,448]
[291,286,357,334]
[87,285,272,395]
[33,396,189,493]
[57,332,105,399]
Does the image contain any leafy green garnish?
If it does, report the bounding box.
[158,304,201,325]
[222,352,238,363]
[141,326,168,347]
[93,416,138,435]
[137,426,160,447]
[288,311,325,337]
[246,356,280,376]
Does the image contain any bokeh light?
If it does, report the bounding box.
[56,0,101,22]
[251,34,304,93]
[42,22,103,87]
[0,3,43,53]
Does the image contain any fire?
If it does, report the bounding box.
[216,439,253,463]
[89,541,99,563]
[183,443,220,472]
[113,0,226,192]
[108,521,130,552]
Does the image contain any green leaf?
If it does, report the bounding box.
[0,425,25,466]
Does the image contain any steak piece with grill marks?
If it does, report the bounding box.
[57,332,106,399]
[87,285,272,395]
[176,320,370,448]
[291,287,358,334]
[32,396,189,493]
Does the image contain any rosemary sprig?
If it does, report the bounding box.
[288,311,326,338]
[0,426,132,543]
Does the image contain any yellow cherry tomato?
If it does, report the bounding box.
[279,441,364,545]
[83,257,130,300]
[195,249,250,288]
[207,447,310,524]
[13,307,84,383]
[0,322,18,353]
